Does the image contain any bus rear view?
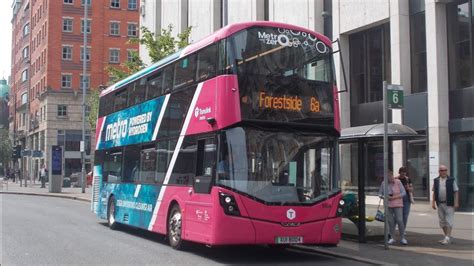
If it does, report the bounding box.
[92,21,343,249]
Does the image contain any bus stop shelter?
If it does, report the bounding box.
[339,123,423,243]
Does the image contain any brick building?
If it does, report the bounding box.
[10,0,139,181]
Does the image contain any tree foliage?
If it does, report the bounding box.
[0,129,12,172]
[87,25,192,130]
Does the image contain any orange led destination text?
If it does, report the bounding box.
[259,92,320,112]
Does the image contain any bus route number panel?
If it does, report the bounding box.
[240,88,334,125]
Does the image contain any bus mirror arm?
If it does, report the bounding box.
[332,38,348,94]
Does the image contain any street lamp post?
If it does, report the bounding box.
[81,1,89,194]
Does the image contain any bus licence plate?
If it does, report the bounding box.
[275,236,303,244]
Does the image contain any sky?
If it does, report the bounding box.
[0,0,12,80]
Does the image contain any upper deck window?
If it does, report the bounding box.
[228,27,332,83]
[174,55,197,90]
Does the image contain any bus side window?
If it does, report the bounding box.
[122,145,140,183]
[162,65,174,94]
[146,71,164,99]
[99,93,114,117]
[139,147,157,183]
[169,136,196,186]
[174,55,197,90]
[114,88,128,112]
[197,44,217,81]
[129,78,147,106]
[156,139,177,183]
[104,149,123,183]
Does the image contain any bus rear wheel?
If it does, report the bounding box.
[168,204,186,250]
[108,196,119,230]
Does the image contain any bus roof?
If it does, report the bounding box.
[100,21,332,97]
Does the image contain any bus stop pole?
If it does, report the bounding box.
[383,81,389,250]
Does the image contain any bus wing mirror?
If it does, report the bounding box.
[332,38,348,94]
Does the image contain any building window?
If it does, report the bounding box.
[410,0,427,93]
[22,46,29,59]
[85,105,91,117]
[81,0,91,6]
[23,23,30,36]
[128,0,137,9]
[21,93,27,105]
[21,69,29,82]
[80,75,90,90]
[127,23,138,37]
[109,49,120,63]
[447,0,473,90]
[81,19,91,34]
[349,23,391,105]
[80,46,91,61]
[110,22,120,35]
[110,0,120,8]
[61,74,72,88]
[63,18,73,32]
[64,0,73,4]
[57,105,67,117]
[62,46,73,60]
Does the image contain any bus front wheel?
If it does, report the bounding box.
[108,196,119,230]
[168,204,186,250]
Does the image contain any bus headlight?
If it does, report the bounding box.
[336,199,345,217]
[219,192,241,216]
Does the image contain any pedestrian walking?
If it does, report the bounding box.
[40,164,47,188]
[379,170,408,245]
[432,165,459,245]
[396,167,414,229]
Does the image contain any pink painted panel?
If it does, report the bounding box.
[184,193,214,244]
[320,217,342,244]
[149,186,191,234]
[186,75,241,135]
[238,195,334,223]
[95,117,105,149]
[251,219,324,244]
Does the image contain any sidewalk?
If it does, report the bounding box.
[0,178,91,202]
[1,178,472,265]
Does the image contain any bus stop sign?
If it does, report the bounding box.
[387,85,404,109]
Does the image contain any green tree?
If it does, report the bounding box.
[87,24,192,129]
[0,129,12,174]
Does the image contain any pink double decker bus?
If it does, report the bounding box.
[92,21,343,249]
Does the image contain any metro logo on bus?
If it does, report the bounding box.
[259,92,321,113]
[97,97,165,150]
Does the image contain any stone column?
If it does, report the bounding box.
[389,0,411,173]
[425,0,450,201]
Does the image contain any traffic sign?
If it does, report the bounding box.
[32,150,43,157]
[387,85,404,109]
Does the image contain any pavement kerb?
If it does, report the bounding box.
[0,191,91,203]
[291,245,391,265]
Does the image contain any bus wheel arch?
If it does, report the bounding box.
[167,201,186,250]
[107,195,119,230]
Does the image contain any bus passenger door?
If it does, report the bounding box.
[184,137,216,244]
